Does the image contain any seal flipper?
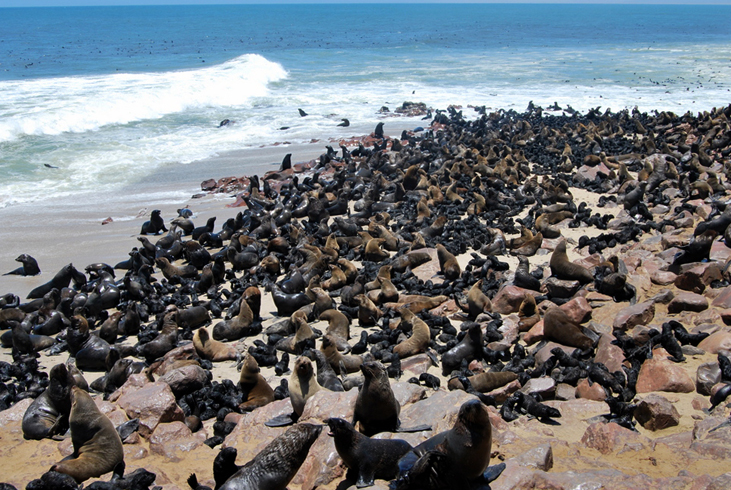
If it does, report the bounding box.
[481,462,506,484]
[356,466,376,488]
[265,412,297,427]
[395,423,432,433]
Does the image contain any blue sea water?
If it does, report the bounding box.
[1,3,730,208]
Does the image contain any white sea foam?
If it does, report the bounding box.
[0,54,287,143]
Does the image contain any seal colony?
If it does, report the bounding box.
[3,101,731,489]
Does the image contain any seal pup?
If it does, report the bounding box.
[549,240,593,283]
[326,417,412,488]
[4,254,40,276]
[394,399,500,489]
[238,353,275,412]
[218,423,322,490]
[51,386,124,482]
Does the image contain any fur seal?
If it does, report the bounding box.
[140,209,167,235]
[441,323,483,376]
[137,308,179,363]
[321,334,363,374]
[326,417,412,488]
[22,364,75,440]
[193,327,238,362]
[463,279,492,319]
[549,240,593,283]
[319,308,350,341]
[67,315,111,372]
[27,263,75,299]
[448,371,517,393]
[212,295,257,341]
[218,423,322,490]
[51,386,124,482]
[393,308,431,359]
[354,361,400,436]
[436,244,461,281]
[4,253,41,276]
[238,353,275,412]
[394,399,495,489]
[288,356,322,420]
[542,306,593,350]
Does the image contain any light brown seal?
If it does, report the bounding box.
[549,240,594,283]
[193,327,238,362]
[51,386,124,482]
[238,353,275,412]
[436,244,461,281]
[322,334,363,374]
[393,308,431,359]
[289,356,322,418]
[542,306,593,350]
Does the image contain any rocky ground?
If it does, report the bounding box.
[2,103,731,489]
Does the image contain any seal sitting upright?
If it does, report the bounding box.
[50,386,124,482]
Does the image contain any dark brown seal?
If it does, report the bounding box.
[22,364,75,440]
[326,417,412,488]
[353,361,400,436]
[218,423,322,490]
[441,323,483,376]
[51,386,124,482]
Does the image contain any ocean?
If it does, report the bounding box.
[1,3,730,209]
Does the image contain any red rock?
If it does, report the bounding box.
[636,357,695,393]
[613,301,655,331]
[535,342,575,367]
[491,285,527,314]
[487,379,521,404]
[674,270,706,294]
[521,377,555,398]
[712,285,731,308]
[575,162,612,183]
[594,333,626,374]
[667,292,708,314]
[511,443,554,471]
[560,296,592,324]
[634,394,680,431]
[400,353,433,377]
[300,389,358,423]
[522,319,544,345]
[116,381,185,437]
[651,270,677,286]
[400,389,477,435]
[576,378,607,401]
[710,240,731,262]
[543,277,581,299]
[697,330,731,354]
[696,362,722,395]
[158,364,209,397]
[580,421,651,454]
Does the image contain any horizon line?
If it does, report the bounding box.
[4,1,731,7]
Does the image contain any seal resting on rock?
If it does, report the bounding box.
[50,386,124,483]
[326,417,412,488]
[549,240,593,284]
[218,423,322,490]
[393,399,503,490]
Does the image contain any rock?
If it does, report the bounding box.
[698,330,731,354]
[712,285,731,308]
[149,421,209,461]
[651,270,677,286]
[555,383,577,401]
[710,240,731,262]
[576,378,607,401]
[511,443,554,471]
[634,394,680,431]
[667,292,709,314]
[300,389,358,423]
[116,381,186,437]
[594,333,626,374]
[158,364,209,397]
[560,296,592,324]
[399,389,477,436]
[535,342,575,367]
[580,421,651,454]
[522,319,544,345]
[575,162,612,183]
[612,301,655,331]
[520,377,556,399]
[543,277,581,299]
[674,270,706,294]
[487,379,521,403]
[400,353,433,377]
[492,285,527,314]
[636,356,695,393]
[392,381,427,406]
